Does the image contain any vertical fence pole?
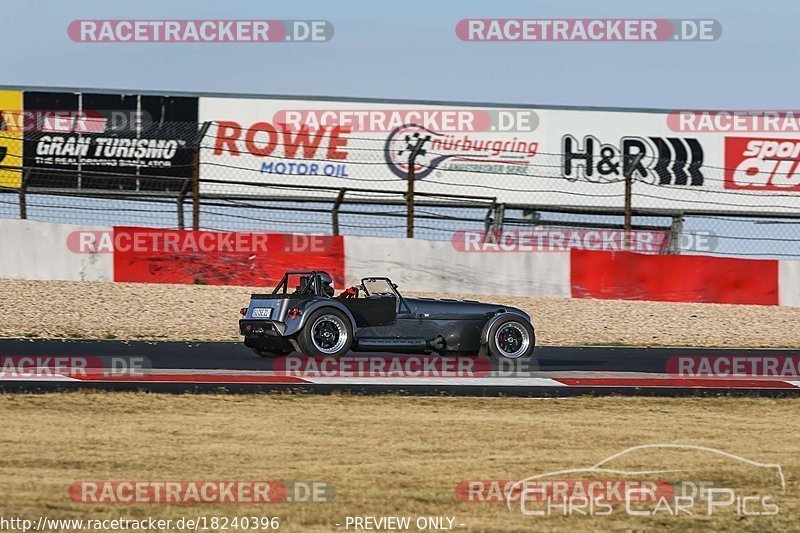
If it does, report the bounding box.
[406,164,415,238]
[177,178,190,230]
[623,173,632,250]
[493,203,506,232]
[191,157,200,231]
[406,137,427,239]
[332,189,346,236]
[192,122,212,231]
[19,169,29,220]
[623,153,644,251]
[667,215,684,254]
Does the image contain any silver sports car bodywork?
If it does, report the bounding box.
[239,270,535,360]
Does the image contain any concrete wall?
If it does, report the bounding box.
[0,219,113,281]
[1,219,799,308]
[779,260,800,307]
[344,236,571,298]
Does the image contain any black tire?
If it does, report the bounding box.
[486,315,535,361]
[250,348,291,358]
[297,308,353,357]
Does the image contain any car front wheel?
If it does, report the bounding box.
[487,315,535,361]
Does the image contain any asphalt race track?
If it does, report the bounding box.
[1,339,799,397]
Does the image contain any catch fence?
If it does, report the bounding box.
[1,122,799,258]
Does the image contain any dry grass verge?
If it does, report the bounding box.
[0,393,797,532]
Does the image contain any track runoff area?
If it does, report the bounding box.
[1,339,799,396]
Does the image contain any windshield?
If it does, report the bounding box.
[362,278,396,297]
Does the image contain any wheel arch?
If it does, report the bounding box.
[284,300,358,337]
[479,311,533,346]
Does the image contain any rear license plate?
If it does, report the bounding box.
[251,307,273,319]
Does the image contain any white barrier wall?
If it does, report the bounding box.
[0,219,113,282]
[0,220,797,308]
[779,261,800,307]
[344,236,570,298]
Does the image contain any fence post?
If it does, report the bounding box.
[177,178,190,230]
[667,215,684,254]
[482,203,506,244]
[622,153,644,250]
[406,137,428,238]
[18,169,29,220]
[493,203,505,232]
[192,122,212,231]
[332,189,346,236]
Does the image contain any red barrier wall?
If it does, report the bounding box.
[113,227,344,287]
[570,250,779,305]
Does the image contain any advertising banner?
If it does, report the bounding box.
[547,109,800,215]
[199,97,545,202]
[24,91,198,190]
[0,90,23,187]
[200,96,800,215]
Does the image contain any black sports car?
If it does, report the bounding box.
[239,270,535,360]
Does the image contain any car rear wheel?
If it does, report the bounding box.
[297,308,353,357]
[487,315,535,361]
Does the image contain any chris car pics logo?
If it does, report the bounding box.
[503,444,783,518]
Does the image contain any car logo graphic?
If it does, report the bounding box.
[504,443,785,512]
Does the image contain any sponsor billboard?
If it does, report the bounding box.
[548,109,800,215]
[724,137,800,191]
[0,90,23,187]
[199,97,544,202]
[23,91,198,190]
[200,96,800,215]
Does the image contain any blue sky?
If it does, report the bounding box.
[2,0,796,109]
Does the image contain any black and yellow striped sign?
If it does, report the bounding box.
[0,90,22,187]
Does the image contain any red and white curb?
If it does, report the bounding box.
[3,371,800,390]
